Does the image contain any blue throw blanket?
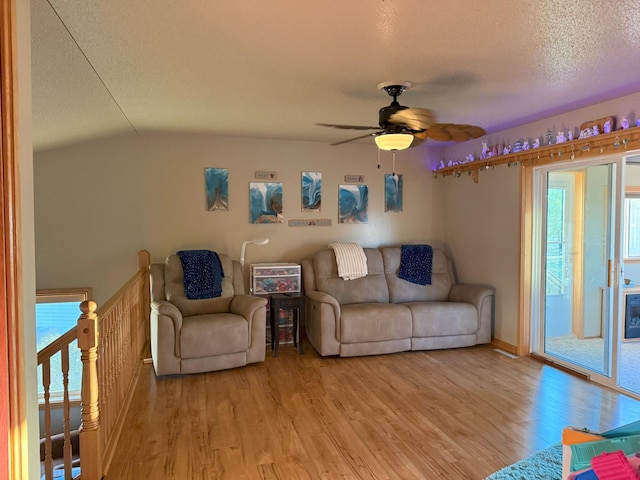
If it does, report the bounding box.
[177,250,224,299]
[398,244,433,286]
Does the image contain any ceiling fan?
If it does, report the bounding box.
[317,81,486,150]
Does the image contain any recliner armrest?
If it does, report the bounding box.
[449,284,494,343]
[151,300,183,332]
[150,300,184,373]
[306,290,341,322]
[306,290,340,310]
[448,284,495,309]
[229,294,267,321]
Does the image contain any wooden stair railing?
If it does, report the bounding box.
[37,327,79,480]
[37,250,151,480]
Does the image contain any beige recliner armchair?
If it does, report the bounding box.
[149,252,267,376]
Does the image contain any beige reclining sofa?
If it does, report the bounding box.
[150,252,267,376]
[301,246,494,357]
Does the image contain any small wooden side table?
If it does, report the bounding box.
[269,293,305,357]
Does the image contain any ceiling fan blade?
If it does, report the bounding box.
[388,108,436,131]
[425,123,485,142]
[316,123,380,131]
[425,126,452,142]
[409,134,427,148]
[446,125,471,142]
[412,131,429,140]
[330,132,380,146]
[463,125,486,138]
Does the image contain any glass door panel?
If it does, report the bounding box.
[620,160,640,394]
[543,164,615,377]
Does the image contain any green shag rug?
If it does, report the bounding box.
[485,443,563,480]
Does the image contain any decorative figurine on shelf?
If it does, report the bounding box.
[503,145,512,155]
[556,131,566,143]
[567,129,574,141]
[603,119,612,133]
[513,140,523,152]
[439,160,445,169]
[592,125,600,136]
[579,127,593,139]
[466,154,474,163]
[546,130,555,145]
[522,140,530,150]
[621,115,630,129]
[533,138,541,148]
[636,119,640,127]
[481,141,489,159]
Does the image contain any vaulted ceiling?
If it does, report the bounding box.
[31,0,640,153]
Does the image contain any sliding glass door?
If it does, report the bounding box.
[534,159,623,385]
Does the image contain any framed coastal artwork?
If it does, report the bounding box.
[384,174,403,212]
[205,167,229,211]
[249,182,283,224]
[301,171,322,212]
[338,184,368,224]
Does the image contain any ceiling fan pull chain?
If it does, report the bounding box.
[392,151,396,176]
[377,147,381,169]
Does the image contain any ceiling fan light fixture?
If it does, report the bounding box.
[375,133,413,151]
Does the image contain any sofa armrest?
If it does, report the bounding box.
[305,290,342,355]
[449,284,495,343]
[230,294,267,321]
[448,284,494,307]
[306,290,341,318]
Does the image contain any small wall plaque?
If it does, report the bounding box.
[344,175,365,183]
[255,171,277,180]
[288,218,332,227]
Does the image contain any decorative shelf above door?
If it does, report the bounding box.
[435,127,640,183]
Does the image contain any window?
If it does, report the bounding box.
[36,288,91,402]
[546,187,566,295]
[625,194,640,259]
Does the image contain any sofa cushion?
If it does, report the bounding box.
[409,302,477,337]
[180,313,248,359]
[382,247,453,303]
[165,253,234,316]
[314,248,389,304]
[340,303,412,343]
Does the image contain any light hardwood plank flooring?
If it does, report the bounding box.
[106,344,640,479]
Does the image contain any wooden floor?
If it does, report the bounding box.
[106,344,640,479]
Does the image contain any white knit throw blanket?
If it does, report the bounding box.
[328,242,368,280]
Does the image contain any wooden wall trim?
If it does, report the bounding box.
[491,338,517,356]
[518,165,532,356]
[1,0,26,479]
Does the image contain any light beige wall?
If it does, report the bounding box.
[35,90,640,349]
[34,133,442,305]
[439,90,640,346]
[437,165,521,343]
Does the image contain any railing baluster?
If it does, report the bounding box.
[78,300,102,480]
[61,345,72,480]
[43,359,53,480]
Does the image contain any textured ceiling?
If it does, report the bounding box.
[31,0,640,152]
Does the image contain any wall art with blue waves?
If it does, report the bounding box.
[384,174,403,212]
[205,167,229,211]
[301,171,322,212]
[249,182,283,224]
[338,184,368,224]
